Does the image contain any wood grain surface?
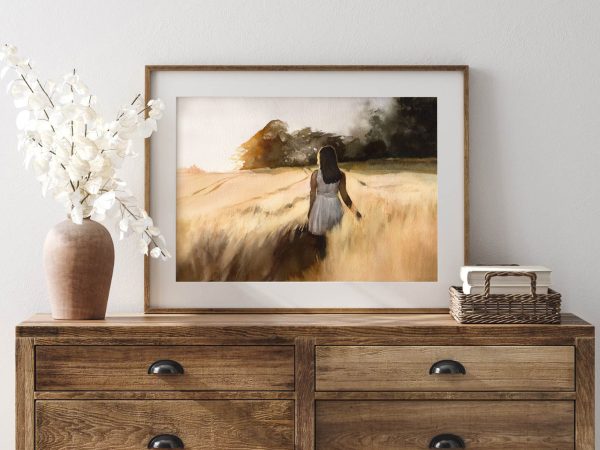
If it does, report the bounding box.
[35,390,295,400]
[576,337,595,449]
[15,313,594,450]
[314,391,577,401]
[36,400,294,450]
[15,338,34,450]
[36,345,294,391]
[17,314,593,346]
[295,337,315,450]
[316,345,574,391]
[316,400,574,449]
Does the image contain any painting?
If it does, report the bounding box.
[176,96,438,282]
[145,66,467,311]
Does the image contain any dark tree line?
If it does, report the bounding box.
[236,97,437,170]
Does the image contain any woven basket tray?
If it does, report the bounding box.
[450,271,561,324]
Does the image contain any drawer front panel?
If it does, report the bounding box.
[316,346,574,391]
[316,400,574,449]
[36,345,294,391]
[37,400,294,450]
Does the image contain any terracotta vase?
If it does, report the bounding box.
[43,218,114,320]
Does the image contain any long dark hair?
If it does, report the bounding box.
[318,146,342,184]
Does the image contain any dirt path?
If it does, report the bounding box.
[228,173,311,210]
[191,173,244,196]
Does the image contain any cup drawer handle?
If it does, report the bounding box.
[148,434,184,448]
[429,360,466,375]
[429,433,465,448]
[147,360,184,375]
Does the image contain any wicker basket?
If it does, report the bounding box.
[450,271,561,324]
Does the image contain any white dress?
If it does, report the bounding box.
[308,170,344,236]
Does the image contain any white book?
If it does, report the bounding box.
[460,266,552,286]
[462,283,549,295]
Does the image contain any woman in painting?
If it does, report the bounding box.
[308,145,362,258]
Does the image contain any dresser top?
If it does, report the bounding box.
[17,313,593,344]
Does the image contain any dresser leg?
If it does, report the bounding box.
[16,337,35,450]
[576,337,595,449]
[295,337,315,450]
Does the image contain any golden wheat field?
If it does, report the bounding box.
[176,158,437,282]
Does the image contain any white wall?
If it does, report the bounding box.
[1,0,599,444]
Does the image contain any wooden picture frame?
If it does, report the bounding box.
[144,65,469,313]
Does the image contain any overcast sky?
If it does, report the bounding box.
[177,97,394,172]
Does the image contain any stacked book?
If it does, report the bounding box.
[460,266,552,295]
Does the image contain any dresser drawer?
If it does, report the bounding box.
[36,345,294,391]
[316,346,574,391]
[36,400,294,449]
[316,400,574,449]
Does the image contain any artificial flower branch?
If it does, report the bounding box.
[0,44,170,260]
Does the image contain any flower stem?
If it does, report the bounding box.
[20,74,34,93]
[118,199,166,257]
[20,74,55,132]
[137,105,151,116]
[36,79,55,108]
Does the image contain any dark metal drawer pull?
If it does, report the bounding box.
[147,360,184,375]
[429,433,465,448]
[148,434,184,448]
[429,360,466,375]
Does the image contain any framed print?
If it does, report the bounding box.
[145,65,468,312]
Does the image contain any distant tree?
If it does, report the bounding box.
[365,109,386,143]
[389,98,437,157]
[235,97,437,169]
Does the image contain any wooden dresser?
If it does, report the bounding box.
[17,313,594,449]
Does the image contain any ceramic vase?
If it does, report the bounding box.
[43,218,114,319]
